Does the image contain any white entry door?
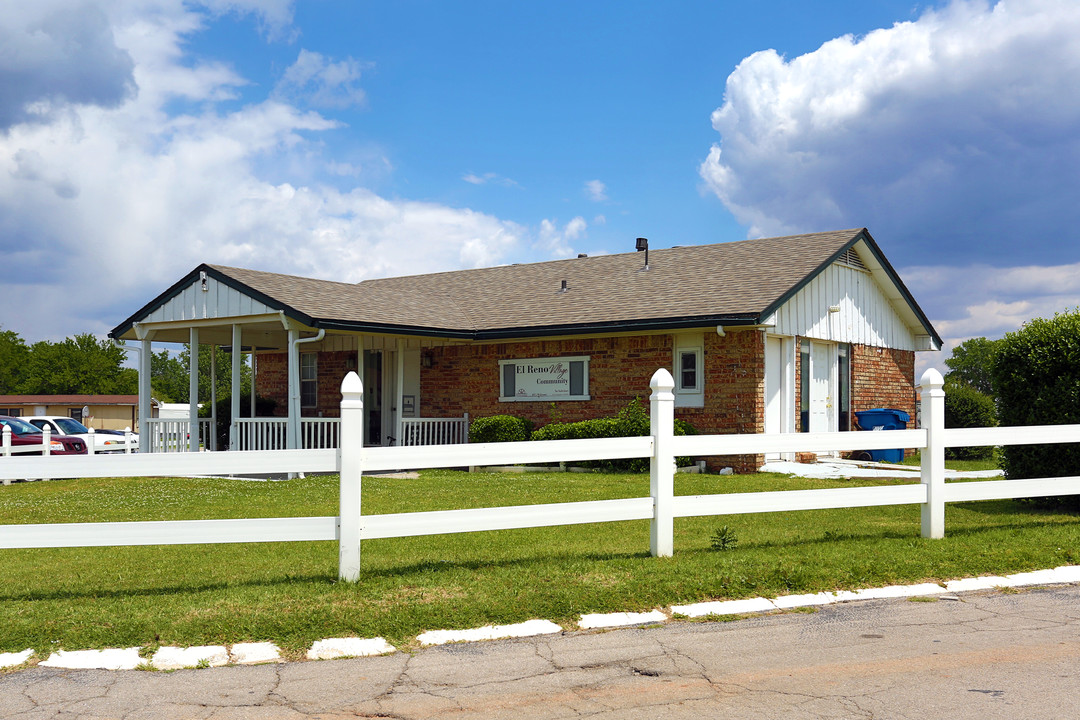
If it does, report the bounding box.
[764,335,794,460]
[808,342,837,434]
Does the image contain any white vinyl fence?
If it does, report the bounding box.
[2,368,1080,582]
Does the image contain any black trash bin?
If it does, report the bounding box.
[854,408,911,463]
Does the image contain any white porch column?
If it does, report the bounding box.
[287,328,300,450]
[209,344,217,452]
[250,349,256,418]
[189,327,200,453]
[396,338,405,445]
[138,338,152,453]
[230,324,241,450]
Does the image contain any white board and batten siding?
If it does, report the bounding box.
[144,275,277,324]
[767,261,920,351]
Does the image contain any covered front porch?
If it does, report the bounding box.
[112,268,468,453]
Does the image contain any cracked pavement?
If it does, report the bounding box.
[3,584,1080,718]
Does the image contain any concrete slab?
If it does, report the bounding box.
[229,642,281,665]
[152,645,229,670]
[39,647,143,670]
[417,619,562,646]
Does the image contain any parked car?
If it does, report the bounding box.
[22,416,139,453]
[0,416,88,455]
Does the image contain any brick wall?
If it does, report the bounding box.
[254,334,915,470]
[254,350,354,418]
[423,330,765,472]
[851,345,916,422]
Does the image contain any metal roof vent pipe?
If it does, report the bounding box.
[559,279,568,293]
[635,237,649,270]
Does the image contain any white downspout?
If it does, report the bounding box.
[287,327,325,450]
[230,324,241,451]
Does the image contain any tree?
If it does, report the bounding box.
[943,379,996,460]
[151,345,252,403]
[944,336,1000,396]
[991,308,1080,506]
[19,334,137,395]
[0,326,30,393]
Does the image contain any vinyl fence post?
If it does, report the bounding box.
[338,371,365,581]
[87,428,96,456]
[650,368,676,557]
[920,368,946,538]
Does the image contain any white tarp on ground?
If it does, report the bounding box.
[759,460,1003,480]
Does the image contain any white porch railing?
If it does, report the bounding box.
[233,418,288,451]
[4,368,1080,583]
[302,418,340,449]
[399,414,469,446]
[232,418,338,450]
[231,416,467,450]
[146,418,213,453]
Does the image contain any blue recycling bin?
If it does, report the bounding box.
[854,409,911,463]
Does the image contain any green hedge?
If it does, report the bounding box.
[468,414,533,444]
[530,398,697,472]
[943,381,997,460]
[991,308,1080,508]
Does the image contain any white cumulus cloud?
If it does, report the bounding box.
[701,0,1080,267]
[0,0,527,342]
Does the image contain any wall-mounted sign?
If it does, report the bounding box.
[498,356,590,401]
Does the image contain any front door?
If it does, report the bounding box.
[764,335,794,460]
[808,341,836,434]
[363,350,383,446]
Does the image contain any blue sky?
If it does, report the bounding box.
[2,0,1079,372]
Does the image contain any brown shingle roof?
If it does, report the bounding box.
[206,228,865,335]
[0,395,138,405]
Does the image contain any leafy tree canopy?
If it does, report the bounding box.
[151,345,251,403]
[944,336,1000,396]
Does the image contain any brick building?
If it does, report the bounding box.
[111,228,940,467]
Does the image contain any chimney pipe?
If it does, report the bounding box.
[635,237,649,270]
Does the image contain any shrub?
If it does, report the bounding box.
[990,308,1080,508]
[530,398,697,471]
[469,415,533,444]
[943,381,997,460]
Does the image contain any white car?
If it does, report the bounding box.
[22,416,139,454]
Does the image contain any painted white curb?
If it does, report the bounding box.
[417,619,562,646]
[229,642,281,664]
[672,597,777,618]
[39,647,143,670]
[578,610,667,629]
[945,576,1010,592]
[773,592,836,608]
[151,645,229,670]
[0,649,33,669]
[830,583,947,601]
[307,637,396,660]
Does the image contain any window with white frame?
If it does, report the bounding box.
[673,334,704,407]
[300,352,318,409]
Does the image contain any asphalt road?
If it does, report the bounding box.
[3,584,1079,719]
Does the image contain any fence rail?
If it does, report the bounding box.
[2,368,1080,583]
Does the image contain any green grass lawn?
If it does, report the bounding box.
[1,468,1078,658]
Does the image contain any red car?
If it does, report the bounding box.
[0,416,88,455]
